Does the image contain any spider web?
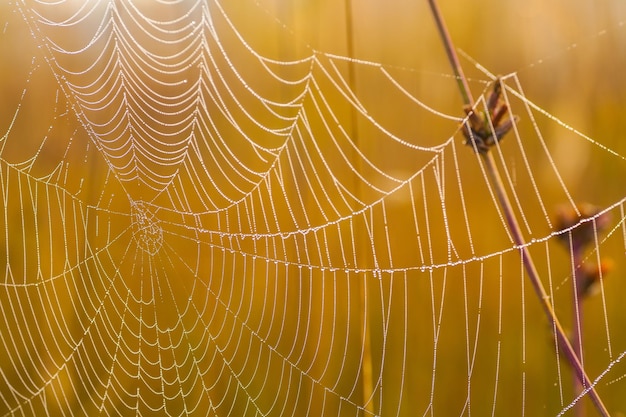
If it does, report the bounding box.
[1,1,625,416]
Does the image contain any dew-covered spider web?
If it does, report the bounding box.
[1,0,626,416]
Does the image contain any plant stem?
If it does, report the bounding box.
[572,247,586,417]
[484,152,604,415]
[344,0,375,412]
[427,0,474,107]
[427,1,609,415]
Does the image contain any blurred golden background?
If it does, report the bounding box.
[0,0,625,416]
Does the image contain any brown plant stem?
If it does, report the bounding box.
[484,151,603,415]
[427,1,609,415]
[572,246,586,417]
[427,0,474,106]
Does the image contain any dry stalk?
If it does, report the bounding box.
[426,1,610,415]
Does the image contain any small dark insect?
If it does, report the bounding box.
[462,77,519,154]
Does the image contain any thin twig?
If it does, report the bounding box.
[426,1,610,415]
[484,152,604,415]
[572,246,587,417]
[427,0,474,107]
